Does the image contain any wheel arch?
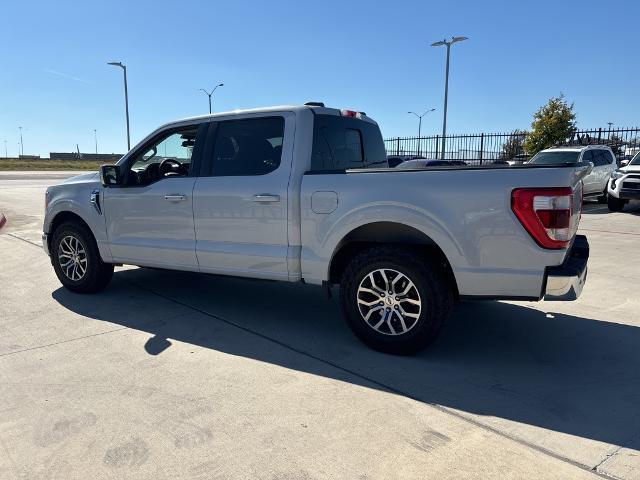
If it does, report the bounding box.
[47,211,94,252]
[327,221,459,297]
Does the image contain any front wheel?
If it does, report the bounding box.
[51,221,114,293]
[339,246,453,355]
[607,196,627,212]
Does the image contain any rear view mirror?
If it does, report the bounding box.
[573,161,593,181]
[100,164,123,186]
[585,161,594,175]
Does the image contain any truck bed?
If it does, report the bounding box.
[299,164,588,298]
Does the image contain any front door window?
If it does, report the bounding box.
[128,127,199,185]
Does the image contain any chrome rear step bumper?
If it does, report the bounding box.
[544,235,589,301]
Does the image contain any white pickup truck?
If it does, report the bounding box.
[43,104,590,354]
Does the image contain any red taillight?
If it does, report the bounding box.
[511,187,581,249]
[341,109,361,118]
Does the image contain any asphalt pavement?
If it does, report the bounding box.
[1,171,639,479]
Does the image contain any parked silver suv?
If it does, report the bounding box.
[527,145,617,202]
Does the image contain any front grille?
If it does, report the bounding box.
[627,174,640,180]
[622,181,640,189]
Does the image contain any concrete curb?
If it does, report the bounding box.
[0,213,6,230]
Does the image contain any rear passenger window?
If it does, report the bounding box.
[593,150,607,166]
[582,150,594,164]
[311,114,388,171]
[207,117,284,176]
[312,121,363,170]
[602,149,615,164]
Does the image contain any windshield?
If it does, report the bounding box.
[528,151,581,165]
[630,152,640,166]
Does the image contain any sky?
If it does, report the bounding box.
[1,0,638,157]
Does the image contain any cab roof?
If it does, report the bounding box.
[542,145,612,153]
[167,103,377,126]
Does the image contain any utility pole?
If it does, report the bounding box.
[408,109,436,155]
[18,127,24,156]
[431,36,468,159]
[199,83,224,114]
[94,129,98,154]
[107,61,131,150]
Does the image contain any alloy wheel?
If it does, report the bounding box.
[57,235,88,281]
[356,268,422,335]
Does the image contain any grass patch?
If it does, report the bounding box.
[0,160,102,171]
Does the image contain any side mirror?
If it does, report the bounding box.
[620,159,630,167]
[100,164,123,186]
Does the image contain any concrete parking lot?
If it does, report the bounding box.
[1,171,639,480]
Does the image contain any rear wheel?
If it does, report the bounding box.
[607,196,627,212]
[339,246,453,355]
[51,221,113,293]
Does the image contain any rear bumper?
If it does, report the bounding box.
[543,235,589,301]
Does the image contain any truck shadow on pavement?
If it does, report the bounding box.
[53,268,640,452]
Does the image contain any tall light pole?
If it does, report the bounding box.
[107,61,131,151]
[18,127,24,156]
[199,83,224,114]
[3,140,7,158]
[408,108,436,155]
[431,36,468,159]
[94,129,98,154]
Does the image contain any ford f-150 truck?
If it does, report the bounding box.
[43,103,590,354]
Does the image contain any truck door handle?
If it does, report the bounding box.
[164,194,186,201]
[252,194,280,203]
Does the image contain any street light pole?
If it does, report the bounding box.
[107,61,131,151]
[3,140,7,158]
[431,36,468,159]
[18,127,24,156]
[199,83,224,114]
[408,109,436,156]
[94,129,98,154]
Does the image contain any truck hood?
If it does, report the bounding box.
[620,165,640,173]
[62,171,100,184]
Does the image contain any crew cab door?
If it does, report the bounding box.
[103,122,208,269]
[599,149,617,190]
[192,113,293,280]
[580,150,599,194]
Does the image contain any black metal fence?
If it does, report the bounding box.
[384,127,640,165]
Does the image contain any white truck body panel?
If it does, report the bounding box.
[43,105,589,301]
[299,167,581,297]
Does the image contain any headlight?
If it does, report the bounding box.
[611,170,626,180]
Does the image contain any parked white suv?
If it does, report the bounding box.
[607,151,640,211]
[527,145,617,202]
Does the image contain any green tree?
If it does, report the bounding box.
[523,95,577,155]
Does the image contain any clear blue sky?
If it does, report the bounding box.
[1,0,638,157]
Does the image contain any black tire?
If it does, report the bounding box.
[50,221,114,293]
[339,246,454,355]
[607,196,626,212]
